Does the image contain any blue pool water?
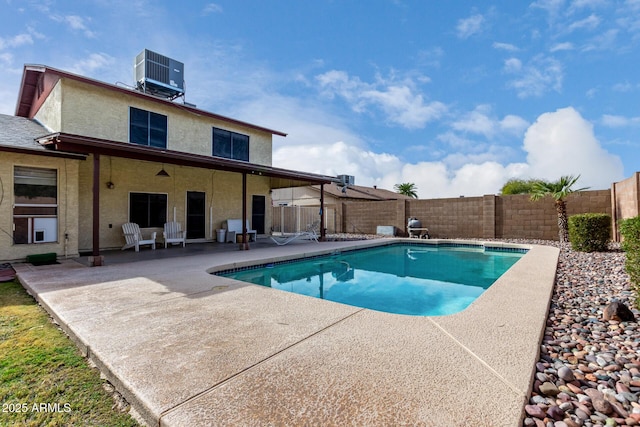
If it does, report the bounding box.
[218,243,525,316]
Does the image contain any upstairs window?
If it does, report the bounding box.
[212,128,249,161]
[129,107,167,149]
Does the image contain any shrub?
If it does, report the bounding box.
[568,213,611,252]
[620,217,640,305]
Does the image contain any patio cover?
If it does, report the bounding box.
[35,132,336,256]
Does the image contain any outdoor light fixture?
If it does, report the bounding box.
[156,165,170,177]
[106,156,115,189]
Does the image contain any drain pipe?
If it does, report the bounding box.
[64,231,68,259]
[210,206,213,240]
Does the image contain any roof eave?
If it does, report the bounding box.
[37,132,333,186]
[0,142,87,160]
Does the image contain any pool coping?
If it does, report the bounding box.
[14,238,559,426]
[209,238,530,276]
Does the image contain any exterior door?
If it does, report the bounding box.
[252,195,266,234]
[186,191,205,239]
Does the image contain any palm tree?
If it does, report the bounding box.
[530,175,589,243]
[394,183,418,198]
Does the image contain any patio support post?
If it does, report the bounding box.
[241,172,249,250]
[92,153,101,262]
[320,183,326,241]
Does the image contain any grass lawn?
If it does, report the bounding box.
[0,279,139,426]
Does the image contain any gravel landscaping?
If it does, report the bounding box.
[518,240,640,427]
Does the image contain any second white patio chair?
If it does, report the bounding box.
[163,221,186,248]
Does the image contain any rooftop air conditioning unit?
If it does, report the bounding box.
[337,175,355,186]
[135,49,185,100]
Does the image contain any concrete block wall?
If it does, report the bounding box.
[499,194,554,240]
[340,189,613,241]
[612,172,640,240]
[407,197,483,238]
[340,201,399,235]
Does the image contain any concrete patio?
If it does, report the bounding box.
[14,238,559,426]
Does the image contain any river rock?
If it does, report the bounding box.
[559,366,576,382]
[525,404,547,419]
[547,405,565,420]
[541,381,561,396]
[603,301,636,322]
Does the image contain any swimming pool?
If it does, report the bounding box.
[217,242,526,316]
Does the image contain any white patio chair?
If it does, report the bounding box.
[121,222,156,252]
[163,221,186,248]
[225,219,257,243]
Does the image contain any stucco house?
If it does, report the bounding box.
[0,61,335,263]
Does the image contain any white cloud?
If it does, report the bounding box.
[569,0,608,12]
[601,114,640,127]
[450,105,528,139]
[550,42,575,51]
[582,28,618,51]
[203,3,223,14]
[437,131,476,149]
[500,115,530,134]
[492,42,520,51]
[0,33,34,50]
[315,70,447,129]
[504,54,563,98]
[523,106,624,188]
[417,47,444,68]
[530,0,566,22]
[612,81,637,92]
[451,105,495,136]
[274,141,402,184]
[65,53,115,75]
[0,85,17,115]
[567,14,601,31]
[270,105,622,198]
[456,14,486,39]
[503,57,522,72]
[378,161,529,198]
[51,15,96,38]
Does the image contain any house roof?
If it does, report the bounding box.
[312,183,412,200]
[0,114,85,160]
[15,64,287,137]
[0,114,47,148]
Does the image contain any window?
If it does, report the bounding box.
[212,128,249,161]
[129,107,167,148]
[13,166,57,244]
[129,193,167,228]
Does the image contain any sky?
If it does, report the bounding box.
[1,0,639,198]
